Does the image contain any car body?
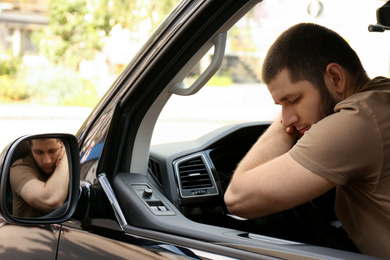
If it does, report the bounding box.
[1,0,390,259]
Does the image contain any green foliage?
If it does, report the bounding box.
[0,75,29,101]
[97,0,178,35]
[32,0,106,68]
[206,75,233,87]
[184,75,233,87]
[62,80,100,107]
[2,0,180,106]
[0,55,27,101]
[32,0,179,69]
[0,52,100,106]
[0,55,22,76]
[19,65,98,106]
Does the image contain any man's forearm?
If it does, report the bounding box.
[233,117,297,175]
[44,152,70,207]
[224,116,299,217]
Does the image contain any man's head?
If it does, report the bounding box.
[262,23,370,135]
[28,138,63,175]
[262,23,369,94]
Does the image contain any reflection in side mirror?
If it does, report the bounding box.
[8,138,69,218]
[0,134,79,223]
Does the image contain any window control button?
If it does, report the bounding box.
[150,206,159,212]
[158,206,168,212]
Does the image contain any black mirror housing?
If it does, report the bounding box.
[378,1,390,27]
[0,133,80,225]
[369,1,390,32]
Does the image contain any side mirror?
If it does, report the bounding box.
[0,133,79,224]
[369,1,390,32]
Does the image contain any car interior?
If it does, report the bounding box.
[139,0,389,254]
[77,0,390,258]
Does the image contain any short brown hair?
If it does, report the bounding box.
[261,23,369,95]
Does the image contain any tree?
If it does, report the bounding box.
[33,0,106,68]
[102,0,177,35]
[33,0,178,69]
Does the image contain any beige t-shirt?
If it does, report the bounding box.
[10,154,47,218]
[290,77,390,258]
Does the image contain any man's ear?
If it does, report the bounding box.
[325,63,346,96]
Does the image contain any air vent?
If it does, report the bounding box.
[178,157,212,189]
[148,159,162,185]
[174,153,218,198]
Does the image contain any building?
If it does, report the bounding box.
[0,0,49,56]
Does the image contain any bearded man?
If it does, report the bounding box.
[10,138,69,218]
[225,23,390,258]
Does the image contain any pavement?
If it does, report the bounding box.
[0,84,279,151]
[0,105,92,151]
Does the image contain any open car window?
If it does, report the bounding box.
[152,0,390,145]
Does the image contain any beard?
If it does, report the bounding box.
[317,87,337,120]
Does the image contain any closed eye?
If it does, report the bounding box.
[48,148,60,154]
[290,96,300,104]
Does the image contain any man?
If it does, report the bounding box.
[224,23,390,258]
[10,138,69,218]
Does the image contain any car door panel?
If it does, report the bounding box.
[0,222,59,259]
[57,221,240,260]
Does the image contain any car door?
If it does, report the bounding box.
[54,1,276,259]
[56,221,203,259]
[57,220,242,259]
[0,222,59,259]
[55,0,372,259]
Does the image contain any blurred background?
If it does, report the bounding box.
[0,0,179,149]
[0,0,389,150]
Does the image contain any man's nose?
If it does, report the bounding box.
[282,108,298,127]
[43,154,52,164]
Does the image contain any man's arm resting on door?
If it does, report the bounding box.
[224,153,336,219]
[224,116,336,218]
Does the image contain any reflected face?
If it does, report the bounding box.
[268,69,336,136]
[30,139,62,175]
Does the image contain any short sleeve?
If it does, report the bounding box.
[289,104,382,185]
[10,158,38,196]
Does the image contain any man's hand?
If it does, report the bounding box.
[228,113,298,179]
[280,113,301,138]
[56,142,65,167]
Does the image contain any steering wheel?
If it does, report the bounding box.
[295,188,360,252]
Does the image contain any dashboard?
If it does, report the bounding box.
[148,121,348,250]
[149,122,270,226]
